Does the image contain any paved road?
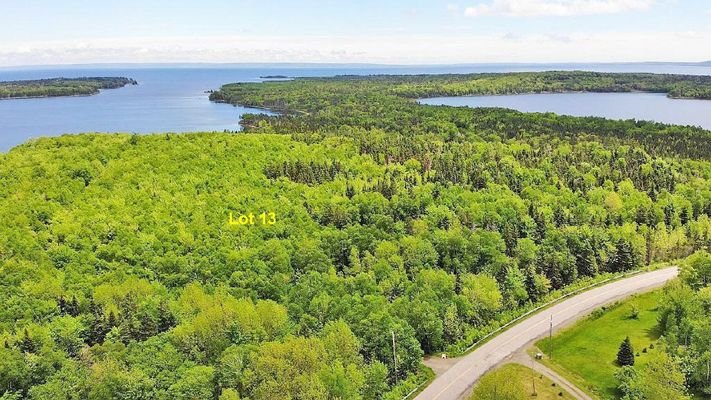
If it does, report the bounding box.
[415,267,679,400]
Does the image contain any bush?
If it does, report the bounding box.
[628,304,639,319]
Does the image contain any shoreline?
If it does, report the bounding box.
[416,89,709,101]
[0,78,137,101]
[0,92,99,101]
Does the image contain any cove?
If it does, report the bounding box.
[418,92,711,130]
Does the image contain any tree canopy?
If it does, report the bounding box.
[2,71,711,398]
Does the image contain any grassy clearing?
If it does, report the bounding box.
[470,363,574,400]
[534,290,663,399]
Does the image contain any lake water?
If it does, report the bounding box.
[1,63,711,151]
[419,92,711,130]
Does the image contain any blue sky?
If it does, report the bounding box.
[2,0,710,66]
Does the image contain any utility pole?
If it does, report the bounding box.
[549,315,553,360]
[392,331,398,384]
[531,356,537,396]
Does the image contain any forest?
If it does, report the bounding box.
[0,77,137,99]
[0,71,710,399]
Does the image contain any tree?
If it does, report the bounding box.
[399,236,438,275]
[157,301,177,333]
[690,350,711,395]
[291,238,332,275]
[0,392,22,400]
[255,300,289,341]
[168,366,216,400]
[67,295,80,317]
[355,312,423,381]
[216,345,249,393]
[608,239,640,273]
[87,359,152,400]
[615,366,644,400]
[502,266,529,307]
[572,235,598,277]
[27,361,88,400]
[459,274,502,326]
[49,316,86,357]
[680,250,711,290]
[0,347,30,394]
[319,361,364,400]
[657,280,698,347]
[363,361,389,400]
[537,234,577,289]
[322,320,362,367]
[442,304,462,343]
[347,246,363,276]
[616,352,690,400]
[244,337,328,400]
[524,266,551,302]
[219,388,241,400]
[18,328,38,354]
[617,337,635,366]
[514,238,538,270]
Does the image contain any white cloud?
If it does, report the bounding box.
[464,0,654,17]
[0,30,709,66]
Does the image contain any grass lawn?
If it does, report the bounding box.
[470,363,574,400]
[534,290,663,399]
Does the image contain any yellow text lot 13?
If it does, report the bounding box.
[228,212,277,226]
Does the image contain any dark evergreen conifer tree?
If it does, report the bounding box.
[617,336,635,366]
[18,328,37,353]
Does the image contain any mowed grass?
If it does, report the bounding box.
[534,290,662,399]
[470,363,574,400]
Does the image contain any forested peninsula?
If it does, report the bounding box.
[0,77,137,99]
[212,70,711,105]
[1,71,711,399]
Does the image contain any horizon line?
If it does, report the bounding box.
[2,60,711,70]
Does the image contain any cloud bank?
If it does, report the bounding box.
[464,0,654,17]
[1,30,708,67]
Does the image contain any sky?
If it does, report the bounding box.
[1,0,710,66]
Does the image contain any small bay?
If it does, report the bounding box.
[418,92,711,130]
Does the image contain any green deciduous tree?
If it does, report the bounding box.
[681,250,711,290]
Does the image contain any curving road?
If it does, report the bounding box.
[415,267,679,400]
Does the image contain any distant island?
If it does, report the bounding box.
[0,77,137,99]
[259,75,291,79]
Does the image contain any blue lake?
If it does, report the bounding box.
[1,63,711,151]
[418,92,711,130]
